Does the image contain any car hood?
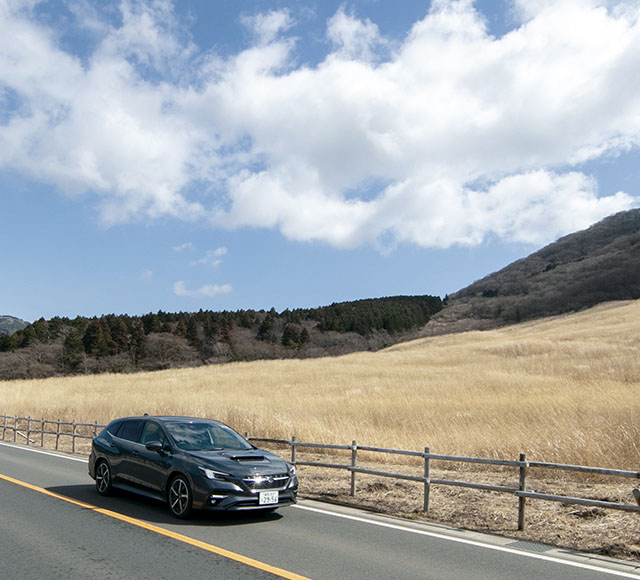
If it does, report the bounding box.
[187,448,289,476]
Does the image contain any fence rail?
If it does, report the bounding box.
[1,415,101,454]
[247,436,640,530]
[2,414,639,530]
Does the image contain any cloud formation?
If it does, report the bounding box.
[1,0,639,250]
[189,247,228,268]
[173,281,232,298]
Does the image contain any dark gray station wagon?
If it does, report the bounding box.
[88,415,298,518]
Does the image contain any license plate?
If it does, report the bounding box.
[259,491,279,505]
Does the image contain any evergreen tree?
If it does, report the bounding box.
[82,320,108,356]
[186,317,201,350]
[0,332,18,352]
[31,318,49,342]
[281,324,300,348]
[141,313,162,334]
[99,317,118,356]
[109,317,130,353]
[63,330,85,373]
[130,322,145,367]
[174,317,187,337]
[256,311,277,343]
[18,325,37,348]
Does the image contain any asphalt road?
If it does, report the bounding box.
[2,441,640,580]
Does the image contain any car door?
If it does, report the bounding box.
[110,419,144,485]
[133,420,173,492]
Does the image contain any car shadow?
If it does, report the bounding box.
[46,483,285,527]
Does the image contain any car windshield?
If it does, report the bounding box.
[164,421,252,452]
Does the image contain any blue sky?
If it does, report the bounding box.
[1,0,639,322]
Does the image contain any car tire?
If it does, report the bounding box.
[168,475,192,519]
[95,460,113,496]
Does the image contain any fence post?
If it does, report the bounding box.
[518,452,527,531]
[41,417,45,447]
[56,420,61,450]
[423,446,431,512]
[94,421,98,437]
[350,440,357,497]
[2,414,6,440]
[13,416,17,443]
[72,420,77,453]
[291,435,297,464]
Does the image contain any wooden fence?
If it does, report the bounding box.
[1,415,100,454]
[249,435,640,530]
[2,414,639,530]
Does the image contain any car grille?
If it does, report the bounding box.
[242,474,289,490]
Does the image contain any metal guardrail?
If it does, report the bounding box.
[2,414,639,530]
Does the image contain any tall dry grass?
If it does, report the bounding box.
[2,300,639,468]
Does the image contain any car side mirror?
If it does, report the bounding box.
[145,440,165,453]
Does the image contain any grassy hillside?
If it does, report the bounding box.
[2,299,638,469]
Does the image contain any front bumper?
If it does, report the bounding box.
[192,473,298,511]
[200,488,297,511]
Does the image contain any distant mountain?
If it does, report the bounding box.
[0,315,28,335]
[429,209,640,333]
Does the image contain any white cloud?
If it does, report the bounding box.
[173,242,193,252]
[173,280,232,298]
[241,9,294,45]
[326,7,386,62]
[140,269,153,282]
[190,247,228,268]
[0,0,639,251]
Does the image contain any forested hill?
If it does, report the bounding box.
[430,208,640,333]
[0,295,441,379]
[3,209,638,379]
[0,316,28,335]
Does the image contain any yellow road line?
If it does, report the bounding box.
[0,473,312,580]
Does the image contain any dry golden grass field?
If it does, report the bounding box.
[3,300,640,561]
[2,299,639,468]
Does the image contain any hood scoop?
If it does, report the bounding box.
[228,454,266,462]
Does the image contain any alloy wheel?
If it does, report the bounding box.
[168,476,192,518]
[95,461,112,495]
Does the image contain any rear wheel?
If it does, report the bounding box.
[95,460,113,496]
[168,475,192,518]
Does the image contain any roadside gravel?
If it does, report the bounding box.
[296,459,640,563]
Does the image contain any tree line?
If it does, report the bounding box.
[0,295,442,378]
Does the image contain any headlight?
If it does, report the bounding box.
[199,467,230,480]
[287,463,296,476]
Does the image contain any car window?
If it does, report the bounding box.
[141,421,168,446]
[106,420,124,437]
[164,421,252,451]
[118,420,144,442]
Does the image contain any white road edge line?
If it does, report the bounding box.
[0,441,87,463]
[4,443,638,578]
[293,504,640,579]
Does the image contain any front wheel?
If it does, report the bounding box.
[95,460,113,496]
[168,475,192,519]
